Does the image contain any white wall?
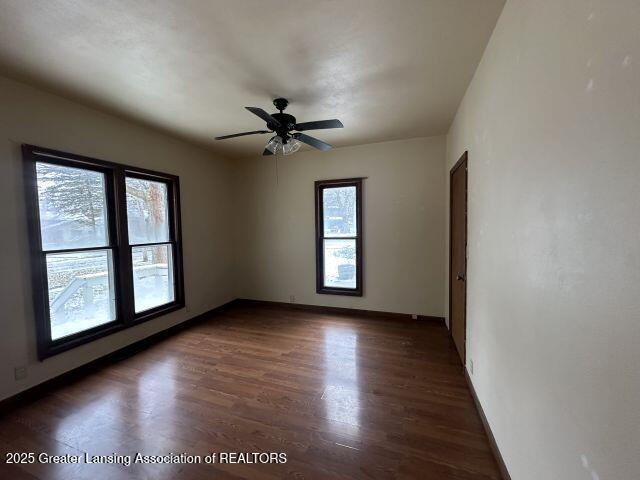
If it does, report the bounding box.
[233,136,446,317]
[0,76,235,401]
[445,1,640,479]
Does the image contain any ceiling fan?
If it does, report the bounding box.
[215,98,343,156]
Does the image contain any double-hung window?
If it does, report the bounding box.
[125,175,178,313]
[315,178,363,296]
[23,145,184,358]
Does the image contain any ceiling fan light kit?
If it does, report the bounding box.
[215,98,343,156]
[265,135,302,156]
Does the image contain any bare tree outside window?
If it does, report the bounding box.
[126,177,174,312]
[323,186,357,236]
[36,163,108,250]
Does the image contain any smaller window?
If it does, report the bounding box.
[315,178,363,296]
[125,176,176,313]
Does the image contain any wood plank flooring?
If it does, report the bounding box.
[0,303,501,479]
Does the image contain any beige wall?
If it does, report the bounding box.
[0,76,447,402]
[0,76,235,401]
[445,1,640,479]
[233,136,446,317]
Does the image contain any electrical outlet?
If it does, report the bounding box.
[14,366,27,381]
[411,314,418,320]
[289,295,295,303]
[469,359,474,375]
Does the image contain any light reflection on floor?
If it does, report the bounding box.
[322,326,361,435]
[47,358,182,479]
[52,357,179,452]
[133,358,180,480]
[136,357,177,415]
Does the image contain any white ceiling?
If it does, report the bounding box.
[0,0,504,158]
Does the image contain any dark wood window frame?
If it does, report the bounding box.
[315,177,363,296]
[23,144,185,359]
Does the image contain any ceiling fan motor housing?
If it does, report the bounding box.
[270,98,296,142]
[270,112,296,138]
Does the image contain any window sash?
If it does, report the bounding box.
[127,241,175,248]
[23,144,185,359]
[315,178,363,296]
[124,172,181,317]
[45,247,118,341]
[131,242,176,314]
[322,236,358,241]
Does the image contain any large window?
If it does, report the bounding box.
[315,178,363,296]
[23,145,184,358]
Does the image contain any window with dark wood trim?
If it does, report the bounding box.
[315,178,363,296]
[23,144,184,359]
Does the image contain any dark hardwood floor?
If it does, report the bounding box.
[0,303,501,479]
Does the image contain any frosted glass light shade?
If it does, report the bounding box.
[265,136,302,155]
[265,135,282,154]
[282,138,301,155]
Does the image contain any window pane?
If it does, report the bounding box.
[46,250,116,340]
[126,177,170,244]
[324,239,357,289]
[132,244,174,312]
[323,186,357,237]
[36,162,109,250]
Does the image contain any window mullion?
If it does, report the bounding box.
[114,167,135,325]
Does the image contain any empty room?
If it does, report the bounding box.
[0,1,638,479]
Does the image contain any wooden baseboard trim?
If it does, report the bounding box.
[464,369,512,480]
[0,300,236,414]
[235,298,445,323]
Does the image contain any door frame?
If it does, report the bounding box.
[449,151,468,364]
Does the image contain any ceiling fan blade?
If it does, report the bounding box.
[215,130,270,140]
[294,119,343,131]
[262,148,273,156]
[293,132,333,151]
[245,107,282,128]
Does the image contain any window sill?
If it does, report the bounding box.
[133,301,185,325]
[40,302,185,360]
[316,287,363,297]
